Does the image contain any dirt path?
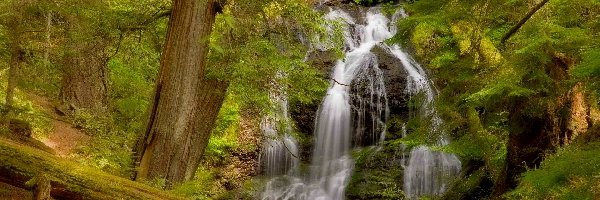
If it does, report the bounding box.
[26,94,90,157]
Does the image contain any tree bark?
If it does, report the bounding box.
[134,0,228,186]
[492,54,572,197]
[60,40,108,113]
[44,12,52,68]
[59,14,109,113]
[3,3,25,130]
[500,0,550,44]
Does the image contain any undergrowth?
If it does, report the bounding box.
[506,142,600,200]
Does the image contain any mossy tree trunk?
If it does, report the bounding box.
[134,0,228,187]
[2,0,26,131]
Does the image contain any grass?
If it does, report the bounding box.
[506,142,600,200]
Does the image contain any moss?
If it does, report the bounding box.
[0,138,183,199]
[443,168,494,200]
[172,166,223,200]
[347,147,406,200]
[176,100,261,200]
[506,142,600,200]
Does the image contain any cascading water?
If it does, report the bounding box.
[379,8,462,200]
[259,93,299,177]
[260,90,303,199]
[261,4,461,200]
[372,8,462,200]
[261,7,391,200]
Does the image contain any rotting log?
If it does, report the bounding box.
[0,138,183,200]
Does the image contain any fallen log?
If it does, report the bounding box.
[0,138,183,200]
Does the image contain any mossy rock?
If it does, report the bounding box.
[347,147,406,200]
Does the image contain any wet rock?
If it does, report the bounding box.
[348,45,411,146]
[293,49,336,162]
[320,0,353,6]
[347,146,406,200]
[294,44,411,149]
[290,100,319,162]
[372,45,410,118]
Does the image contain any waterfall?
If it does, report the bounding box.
[259,74,302,197]
[261,5,460,200]
[377,8,462,200]
[259,95,299,177]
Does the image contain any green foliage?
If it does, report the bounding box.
[172,166,221,199]
[18,57,61,97]
[205,93,240,163]
[443,169,494,200]
[108,39,159,134]
[393,1,599,198]
[70,109,136,176]
[173,165,263,200]
[72,110,111,136]
[573,48,600,104]
[353,0,393,6]
[208,0,330,110]
[506,143,600,200]
[348,147,406,200]
[0,74,52,138]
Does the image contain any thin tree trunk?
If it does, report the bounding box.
[44,12,52,68]
[3,12,24,130]
[134,0,227,186]
[4,43,21,130]
[500,0,550,44]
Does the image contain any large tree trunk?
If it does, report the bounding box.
[134,0,227,186]
[59,40,109,113]
[59,13,109,113]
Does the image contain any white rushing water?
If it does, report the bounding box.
[261,5,460,200]
[259,93,299,178]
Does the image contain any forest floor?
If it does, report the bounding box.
[26,93,90,157]
[0,181,32,199]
